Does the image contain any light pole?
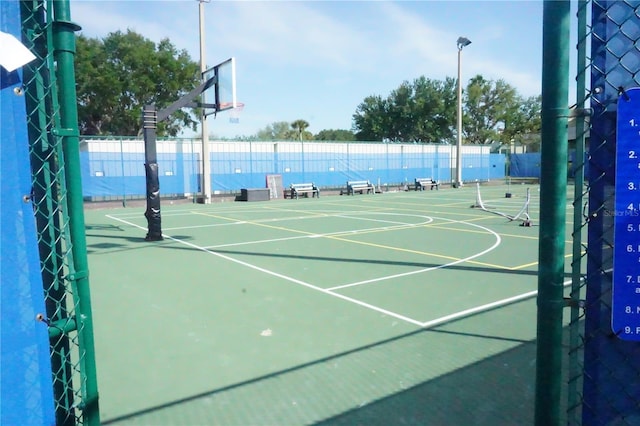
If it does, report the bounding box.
[199,0,211,203]
[455,36,471,188]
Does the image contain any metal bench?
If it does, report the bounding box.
[414,178,440,191]
[346,180,375,195]
[288,183,319,199]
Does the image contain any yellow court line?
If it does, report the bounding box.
[317,202,396,212]
[330,231,541,271]
[257,219,509,267]
[192,211,507,269]
[383,205,511,219]
[194,211,321,236]
[370,213,541,241]
[262,207,332,220]
[198,211,469,263]
[191,211,241,223]
[363,198,513,210]
[510,252,579,270]
[324,234,468,263]
[425,217,573,244]
[194,208,336,224]
[360,201,479,217]
[193,208,579,272]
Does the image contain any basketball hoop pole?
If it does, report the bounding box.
[199,0,212,204]
[138,1,217,240]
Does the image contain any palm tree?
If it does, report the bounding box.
[290,119,310,141]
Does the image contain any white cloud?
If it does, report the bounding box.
[68,0,544,138]
[374,2,457,76]
[212,2,378,71]
[72,1,199,57]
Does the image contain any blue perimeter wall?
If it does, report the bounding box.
[79,139,507,198]
[0,1,56,424]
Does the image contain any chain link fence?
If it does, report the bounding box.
[77,137,502,201]
[20,0,99,425]
[13,0,640,424]
[567,0,640,424]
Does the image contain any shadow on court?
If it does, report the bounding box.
[85,231,193,255]
[101,324,538,425]
[315,340,537,426]
[166,246,571,279]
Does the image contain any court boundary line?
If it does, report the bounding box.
[106,214,425,327]
[202,219,435,249]
[103,212,544,329]
[327,217,502,290]
[190,212,502,278]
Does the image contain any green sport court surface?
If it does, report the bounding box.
[84,183,577,425]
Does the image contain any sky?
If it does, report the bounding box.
[70,0,547,139]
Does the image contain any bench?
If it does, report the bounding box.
[346,180,375,195]
[288,183,319,199]
[414,178,440,191]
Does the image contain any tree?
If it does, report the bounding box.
[352,74,540,146]
[411,76,457,143]
[352,95,389,141]
[352,77,457,143]
[502,95,542,150]
[255,121,292,140]
[315,129,355,141]
[75,30,201,136]
[461,76,541,147]
[290,119,312,140]
[463,75,519,145]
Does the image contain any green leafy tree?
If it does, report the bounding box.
[501,95,542,150]
[353,74,539,146]
[290,119,312,140]
[255,121,292,140]
[352,77,457,143]
[75,30,200,136]
[315,129,355,141]
[463,75,520,145]
[352,95,391,141]
[411,76,457,143]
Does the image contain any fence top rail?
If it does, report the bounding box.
[79,136,453,146]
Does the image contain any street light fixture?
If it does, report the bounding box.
[455,36,471,188]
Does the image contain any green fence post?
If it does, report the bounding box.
[535,1,571,425]
[51,1,100,424]
[567,0,588,423]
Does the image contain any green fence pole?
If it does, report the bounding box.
[567,0,588,423]
[535,1,571,425]
[51,1,100,424]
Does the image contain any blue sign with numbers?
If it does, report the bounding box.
[612,87,640,340]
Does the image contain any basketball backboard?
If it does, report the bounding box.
[202,57,236,116]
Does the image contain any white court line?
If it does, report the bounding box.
[163,210,409,232]
[198,212,434,249]
[418,278,573,328]
[103,213,540,329]
[327,217,502,290]
[105,214,425,327]
[162,214,410,232]
[204,220,432,249]
[110,205,384,221]
[333,214,415,226]
[163,213,328,231]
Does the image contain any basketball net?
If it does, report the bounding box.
[228,102,244,124]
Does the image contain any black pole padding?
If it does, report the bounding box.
[144,162,163,241]
[143,105,163,241]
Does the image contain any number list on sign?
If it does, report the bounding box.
[612,87,640,340]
